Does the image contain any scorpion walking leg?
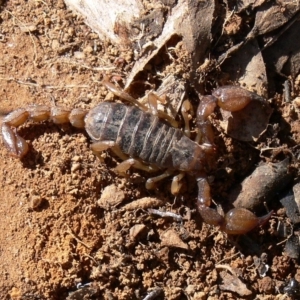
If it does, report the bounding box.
[91,141,128,161]
[91,141,159,175]
[101,76,148,111]
[92,138,183,192]
[147,92,179,128]
[115,158,159,174]
[181,100,193,138]
[146,171,185,195]
[171,172,185,195]
[102,77,180,128]
[146,169,174,190]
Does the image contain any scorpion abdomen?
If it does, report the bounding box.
[85,102,203,171]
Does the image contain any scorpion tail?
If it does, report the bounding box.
[2,105,87,158]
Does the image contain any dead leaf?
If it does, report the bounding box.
[248,2,300,38]
[219,97,272,142]
[219,271,252,296]
[236,0,268,13]
[160,229,188,249]
[222,39,268,96]
[66,0,215,91]
[263,20,300,78]
[230,159,292,211]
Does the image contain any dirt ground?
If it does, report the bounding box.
[0,1,300,300]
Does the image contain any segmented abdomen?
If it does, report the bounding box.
[85,102,200,171]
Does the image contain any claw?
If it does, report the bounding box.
[196,175,272,234]
[197,203,273,235]
[197,86,264,151]
[221,208,273,235]
[212,86,255,112]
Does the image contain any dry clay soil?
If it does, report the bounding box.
[0,1,300,300]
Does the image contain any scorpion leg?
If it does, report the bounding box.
[171,172,185,195]
[102,77,179,128]
[146,169,174,190]
[91,140,159,174]
[181,100,193,138]
[115,158,159,174]
[146,170,185,195]
[145,170,186,194]
[101,76,148,111]
[91,140,128,161]
[147,92,179,128]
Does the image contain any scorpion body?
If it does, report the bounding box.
[1,82,272,235]
[85,102,204,172]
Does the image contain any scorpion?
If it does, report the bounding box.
[1,79,272,235]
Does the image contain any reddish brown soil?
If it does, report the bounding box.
[0,1,299,300]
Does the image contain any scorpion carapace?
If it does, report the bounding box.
[1,82,272,235]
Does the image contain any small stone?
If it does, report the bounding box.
[20,24,37,33]
[74,51,85,59]
[293,97,300,107]
[9,287,21,299]
[129,224,147,241]
[98,184,125,209]
[193,292,207,300]
[71,162,81,173]
[52,39,59,50]
[83,45,93,54]
[72,155,81,162]
[31,195,43,209]
[219,271,252,296]
[68,189,79,195]
[258,276,274,294]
